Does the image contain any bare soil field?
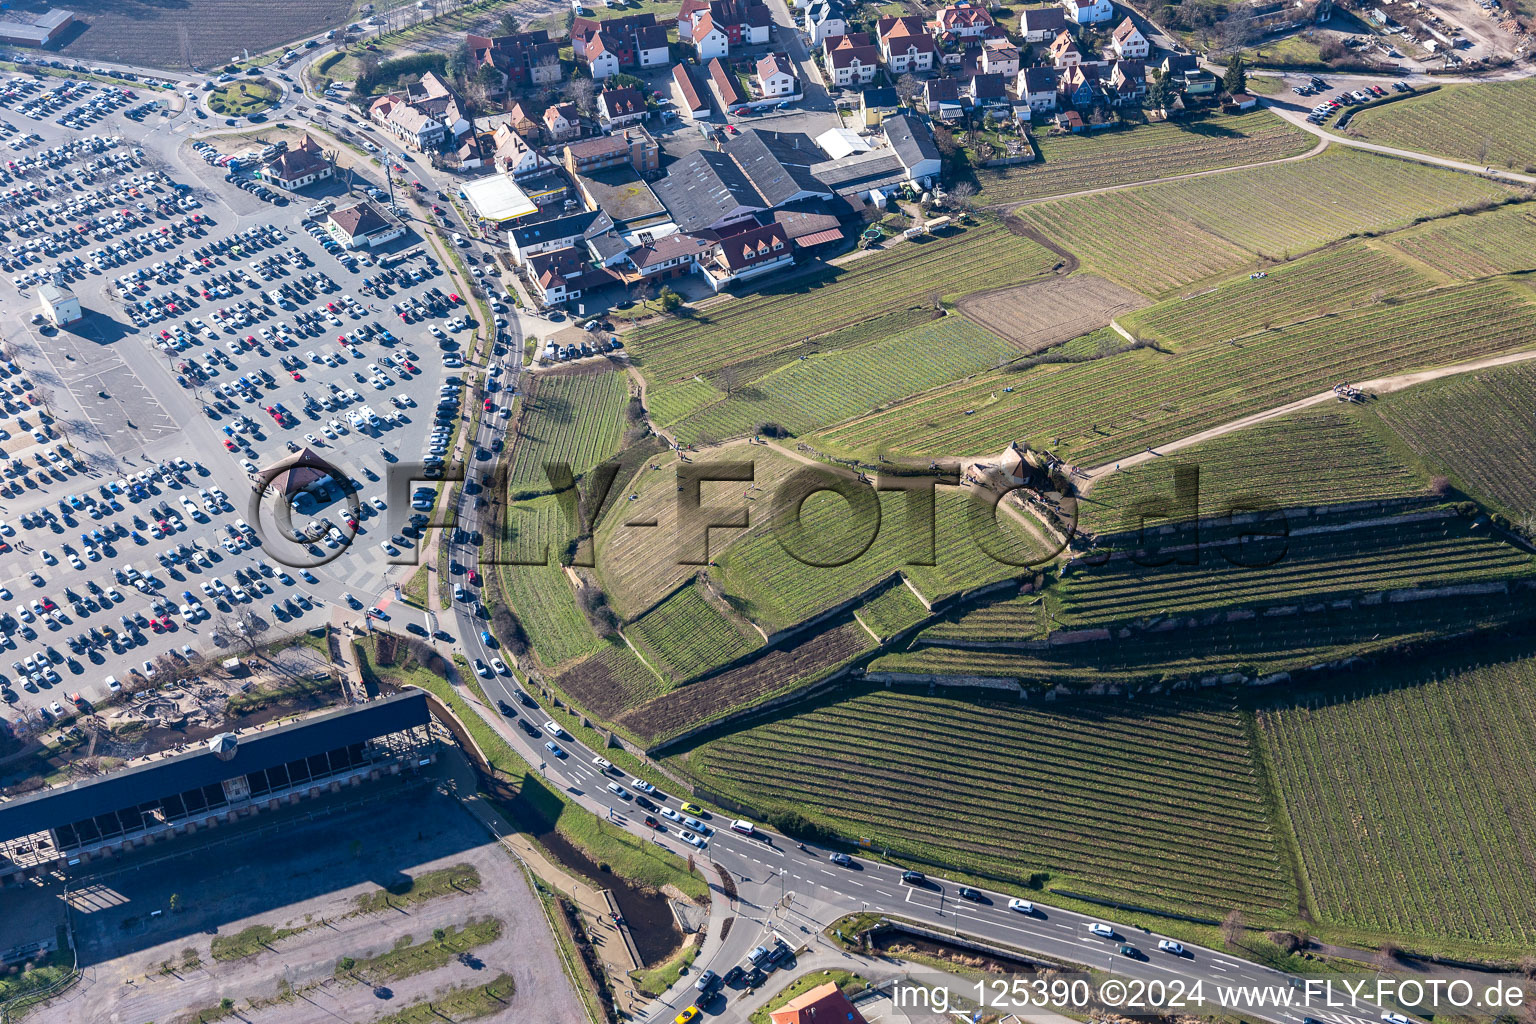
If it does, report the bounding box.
[41,0,353,70]
[958,274,1149,354]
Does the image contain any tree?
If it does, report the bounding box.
[339,956,357,973]
[1143,67,1173,111]
[445,41,471,82]
[169,892,181,912]
[718,363,740,396]
[948,181,977,208]
[658,286,683,313]
[931,123,959,159]
[432,927,448,946]
[1220,909,1245,949]
[894,72,923,107]
[563,75,598,116]
[1223,54,1247,96]
[496,11,517,33]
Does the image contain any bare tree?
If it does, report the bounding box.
[1220,909,1245,949]
[894,72,923,107]
[216,607,270,657]
[718,363,740,397]
[948,181,977,209]
[562,76,598,117]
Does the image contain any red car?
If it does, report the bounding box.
[223,439,238,451]
[467,569,480,585]
[290,370,303,381]
[402,361,417,373]
[448,293,462,304]
[149,618,164,633]
[483,398,493,412]
[644,816,661,830]
[432,204,445,215]
[346,516,359,530]
[41,596,56,611]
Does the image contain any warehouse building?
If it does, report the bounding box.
[0,9,76,49]
[0,693,435,886]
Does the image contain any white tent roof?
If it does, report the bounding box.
[816,127,871,161]
[462,173,537,223]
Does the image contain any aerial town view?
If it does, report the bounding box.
[0,0,1532,1019]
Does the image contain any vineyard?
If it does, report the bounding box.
[1258,656,1536,952]
[593,447,810,619]
[506,369,632,494]
[1344,78,1536,173]
[877,585,1536,687]
[1375,360,1536,520]
[1017,148,1512,296]
[1117,244,1433,351]
[498,496,603,669]
[668,317,1019,445]
[625,580,763,683]
[1055,512,1536,626]
[553,641,669,722]
[713,484,1050,633]
[856,583,932,640]
[957,274,1148,354]
[674,687,1294,917]
[971,110,1315,205]
[1384,203,1536,281]
[817,279,1536,465]
[616,619,875,744]
[1077,408,1430,537]
[626,221,1059,386]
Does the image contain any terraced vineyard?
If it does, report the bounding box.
[554,641,668,722]
[625,581,762,683]
[1384,203,1536,281]
[818,279,1536,465]
[506,369,631,494]
[1017,148,1512,296]
[856,583,932,640]
[676,687,1294,917]
[714,484,1049,633]
[669,317,1019,445]
[1078,408,1429,537]
[627,221,1058,386]
[972,110,1315,205]
[618,619,875,744]
[1056,513,1535,626]
[1258,658,1536,950]
[1344,78,1536,173]
[498,496,603,669]
[877,586,1536,686]
[1375,361,1536,520]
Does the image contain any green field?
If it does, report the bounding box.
[818,278,1536,465]
[1078,407,1430,537]
[625,581,763,683]
[972,110,1315,205]
[713,484,1050,633]
[856,582,932,640]
[498,495,603,668]
[1345,78,1536,173]
[507,369,631,494]
[675,687,1294,917]
[1375,359,1536,522]
[1258,656,1536,951]
[1016,148,1513,296]
[628,221,1059,387]
[668,317,1020,445]
[1383,202,1536,280]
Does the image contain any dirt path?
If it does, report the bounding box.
[1077,347,1536,493]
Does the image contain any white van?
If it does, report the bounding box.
[592,755,614,773]
[729,819,756,837]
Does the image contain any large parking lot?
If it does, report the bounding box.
[0,72,483,726]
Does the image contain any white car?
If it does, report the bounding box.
[660,807,682,822]
[543,721,565,738]
[1089,923,1115,939]
[631,778,655,794]
[473,658,490,678]
[679,830,707,849]
[1008,898,1034,914]
[1157,940,1184,955]
[607,782,631,800]
[1382,1015,1412,1024]
[141,660,157,678]
[490,657,509,675]
[370,496,387,510]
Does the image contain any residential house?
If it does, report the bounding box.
[930,1,996,39]
[543,103,581,142]
[923,77,964,119]
[673,63,712,117]
[693,13,731,60]
[825,34,881,85]
[623,232,710,280]
[698,222,793,290]
[1057,61,1101,106]
[524,245,620,305]
[368,95,446,152]
[466,30,562,93]
[492,124,554,179]
[563,134,633,176]
[508,208,608,266]
[499,102,540,137]
[403,72,469,139]
[1062,0,1114,24]
[584,34,622,79]
[859,85,901,125]
[1048,29,1083,66]
[877,16,938,73]
[1018,5,1066,41]
[572,14,670,76]
[678,0,710,39]
[324,202,404,250]
[769,982,868,1024]
[884,112,942,183]
[756,53,799,97]
[962,71,1009,109]
[1109,16,1149,58]
[707,0,773,44]
[1162,51,1216,95]
[979,38,1020,75]
[803,0,846,46]
[598,86,649,129]
[620,124,661,174]
[260,134,331,190]
[1107,58,1145,104]
[1015,65,1060,111]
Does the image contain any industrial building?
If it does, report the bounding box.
[0,9,75,49]
[0,693,435,886]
